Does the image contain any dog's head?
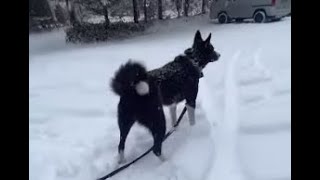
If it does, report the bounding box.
[190,30,221,69]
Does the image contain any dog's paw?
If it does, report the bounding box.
[158,155,166,162]
[189,120,196,126]
[117,151,126,164]
[172,126,178,131]
[171,121,177,128]
[117,157,126,165]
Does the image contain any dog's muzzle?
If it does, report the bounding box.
[216,52,221,59]
[211,52,221,62]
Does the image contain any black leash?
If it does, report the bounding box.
[97,106,187,180]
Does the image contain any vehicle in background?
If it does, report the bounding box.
[209,0,291,23]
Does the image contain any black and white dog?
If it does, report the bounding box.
[110,30,220,163]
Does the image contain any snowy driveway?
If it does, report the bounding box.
[30,17,291,180]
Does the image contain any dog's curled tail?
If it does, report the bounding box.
[111,60,149,96]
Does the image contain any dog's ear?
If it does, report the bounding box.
[204,33,211,47]
[194,30,203,45]
[184,48,193,55]
[205,33,211,43]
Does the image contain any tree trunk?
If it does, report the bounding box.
[46,0,57,21]
[144,0,148,22]
[202,0,207,14]
[29,0,52,17]
[184,0,189,17]
[133,0,139,23]
[69,5,77,26]
[103,4,110,29]
[158,0,163,20]
[69,2,83,25]
[64,0,70,25]
[66,0,69,10]
[175,0,181,18]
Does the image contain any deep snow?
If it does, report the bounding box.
[29,16,291,180]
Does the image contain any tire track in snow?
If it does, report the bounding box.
[206,50,245,180]
[238,48,272,87]
[239,48,275,105]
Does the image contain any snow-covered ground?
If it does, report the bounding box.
[29,16,291,180]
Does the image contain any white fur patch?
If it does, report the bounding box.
[169,104,177,127]
[186,105,196,126]
[118,150,125,164]
[158,155,166,162]
[135,81,149,96]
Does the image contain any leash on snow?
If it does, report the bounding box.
[97,106,188,180]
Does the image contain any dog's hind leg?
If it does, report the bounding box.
[169,104,177,127]
[117,113,135,164]
[150,111,166,161]
[152,131,166,161]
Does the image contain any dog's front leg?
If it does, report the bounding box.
[186,104,196,126]
[185,81,199,126]
[169,104,177,127]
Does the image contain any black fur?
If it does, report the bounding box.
[111,61,166,159]
[148,30,220,108]
[148,55,200,107]
[111,61,149,96]
[110,30,220,161]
